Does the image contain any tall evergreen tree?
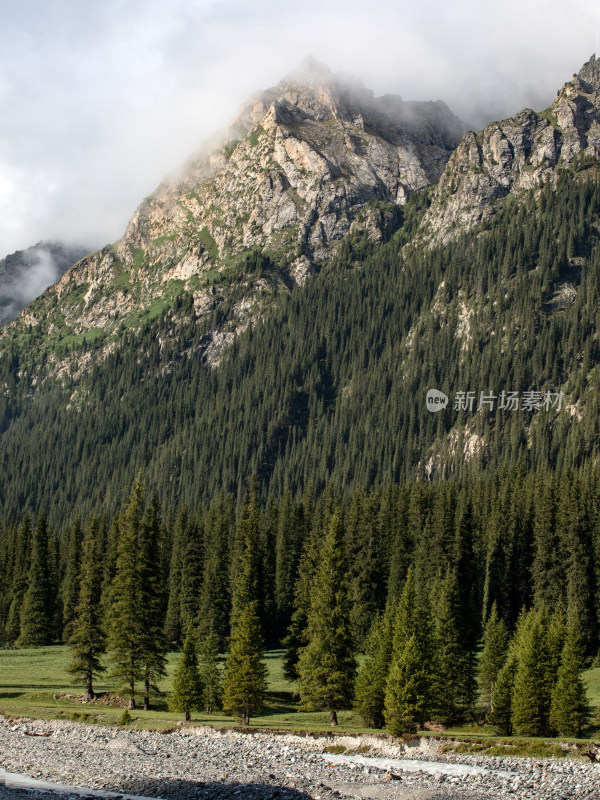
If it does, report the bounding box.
[431,569,473,721]
[274,489,302,642]
[139,495,168,710]
[489,651,517,735]
[297,508,356,726]
[354,605,394,728]
[478,601,509,714]
[282,511,321,681]
[106,479,145,708]
[452,493,480,698]
[198,627,222,713]
[18,512,53,647]
[196,495,233,647]
[5,514,32,645]
[178,509,204,636]
[550,621,589,737]
[222,601,267,725]
[164,507,193,645]
[346,490,384,650]
[169,628,203,721]
[66,517,106,700]
[511,609,552,737]
[222,480,267,726]
[230,481,262,628]
[384,569,436,733]
[384,632,432,734]
[60,517,83,642]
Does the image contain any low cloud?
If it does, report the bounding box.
[0,0,599,255]
[0,248,59,325]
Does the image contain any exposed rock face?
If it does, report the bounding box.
[119,60,465,274]
[3,62,465,343]
[420,54,600,244]
[0,242,88,326]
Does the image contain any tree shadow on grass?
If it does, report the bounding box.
[0,685,74,690]
[260,690,298,717]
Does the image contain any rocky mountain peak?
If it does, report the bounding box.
[575,53,600,92]
[2,64,467,353]
[418,55,600,245]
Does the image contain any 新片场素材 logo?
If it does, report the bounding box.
[425,388,564,413]
[426,389,449,413]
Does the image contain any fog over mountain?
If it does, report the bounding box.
[0,243,88,326]
[0,0,599,255]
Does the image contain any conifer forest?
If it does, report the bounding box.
[3,81,600,740]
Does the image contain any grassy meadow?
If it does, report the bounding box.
[1,645,599,747]
[0,646,367,732]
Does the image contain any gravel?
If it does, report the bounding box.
[1,716,599,800]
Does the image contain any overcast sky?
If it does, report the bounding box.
[1,0,599,256]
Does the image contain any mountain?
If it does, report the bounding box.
[419,54,600,244]
[0,241,88,326]
[2,58,600,522]
[0,60,466,368]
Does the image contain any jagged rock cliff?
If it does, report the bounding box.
[125,58,465,268]
[3,62,465,344]
[419,54,600,244]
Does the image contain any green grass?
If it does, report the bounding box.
[132,248,146,273]
[1,647,599,742]
[115,272,132,289]
[583,665,600,708]
[197,227,219,259]
[151,234,177,248]
[247,130,264,147]
[0,646,368,732]
[54,327,106,350]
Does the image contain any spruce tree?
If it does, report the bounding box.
[106,479,145,708]
[18,512,53,647]
[282,513,320,681]
[178,510,204,635]
[546,602,567,679]
[489,651,517,735]
[5,514,32,645]
[164,507,190,645]
[478,602,510,714]
[511,609,552,737]
[384,570,436,733]
[354,606,394,728]
[66,518,106,700]
[230,482,262,628]
[139,495,168,710]
[297,508,356,726]
[384,633,432,734]
[169,628,203,721]
[222,482,267,726]
[222,600,267,725]
[452,494,479,705]
[196,494,233,648]
[274,489,302,641]
[346,490,383,650]
[550,622,589,737]
[61,517,83,642]
[431,569,472,721]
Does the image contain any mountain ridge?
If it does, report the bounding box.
[2,58,600,520]
[0,63,466,371]
[418,53,600,244]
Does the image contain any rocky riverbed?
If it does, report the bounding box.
[1,716,599,800]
